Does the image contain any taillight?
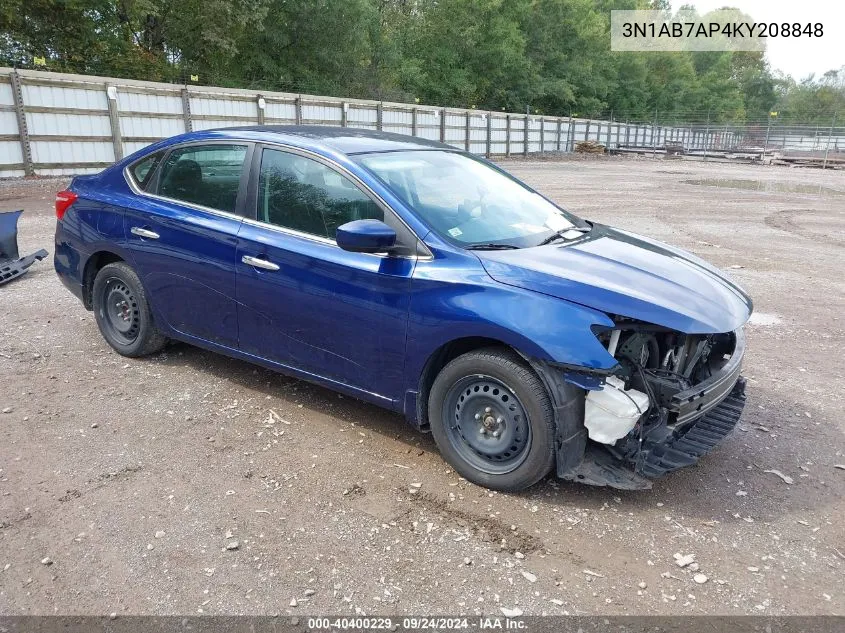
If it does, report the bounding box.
[55,190,78,220]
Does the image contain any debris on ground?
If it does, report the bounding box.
[521,570,537,583]
[763,469,794,484]
[575,140,606,154]
[673,553,695,568]
[0,210,48,286]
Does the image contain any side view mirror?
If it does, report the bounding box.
[336,219,397,254]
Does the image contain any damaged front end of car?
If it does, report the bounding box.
[532,320,747,490]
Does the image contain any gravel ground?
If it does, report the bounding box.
[0,156,843,617]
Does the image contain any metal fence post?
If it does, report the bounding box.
[294,97,302,125]
[651,109,658,157]
[376,102,383,131]
[763,113,772,158]
[9,71,34,176]
[256,94,265,125]
[505,114,511,157]
[823,111,837,170]
[523,116,529,157]
[105,84,123,161]
[486,113,492,158]
[624,119,630,147]
[585,119,591,143]
[440,108,446,143]
[465,110,471,151]
[180,88,193,132]
[556,118,562,151]
[341,102,348,127]
[703,110,711,161]
[567,114,573,152]
[411,107,417,136]
[539,117,545,155]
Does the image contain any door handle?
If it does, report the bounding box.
[242,255,280,271]
[130,226,160,239]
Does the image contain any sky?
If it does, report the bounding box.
[682,0,844,80]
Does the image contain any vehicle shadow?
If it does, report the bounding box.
[150,340,437,452]
[149,342,840,523]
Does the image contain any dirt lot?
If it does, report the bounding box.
[0,156,843,617]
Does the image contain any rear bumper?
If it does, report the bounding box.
[54,231,85,303]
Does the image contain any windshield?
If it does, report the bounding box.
[355,150,581,247]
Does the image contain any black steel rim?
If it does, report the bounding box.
[442,375,532,475]
[99,277,140,345]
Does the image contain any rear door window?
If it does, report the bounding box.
[155,144,248,214]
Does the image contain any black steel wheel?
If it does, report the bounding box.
[92,262,166,357]
[99,277,141,346]
[443,375,532,475]
[429,347,555,491]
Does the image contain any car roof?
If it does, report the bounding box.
[197,125,450,155]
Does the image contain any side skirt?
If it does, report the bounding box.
[165,330,401,412]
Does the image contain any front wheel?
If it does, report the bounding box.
[428,347,555,491]
[92,262,166,357]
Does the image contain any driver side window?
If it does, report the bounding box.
[257,148,383,240]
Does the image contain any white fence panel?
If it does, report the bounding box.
[26,111,111,136]
[303,103,342,124]
[120,115,183,140]
[264,101,296,122]
[4,67,843,176]
[120,90,181,114]
[191,96,254,118]
[23,84,107,111]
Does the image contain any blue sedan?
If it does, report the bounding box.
[54,126,752,491]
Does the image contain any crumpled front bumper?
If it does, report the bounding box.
[557,377,747,490]
[531,329,748,491]
[634,376,746,479]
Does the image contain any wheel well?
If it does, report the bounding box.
[82,251,124,309]
[417,337,517,430]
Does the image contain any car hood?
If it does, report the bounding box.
[476,224,752,334]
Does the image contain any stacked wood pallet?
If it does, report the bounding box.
[575,140,605,154]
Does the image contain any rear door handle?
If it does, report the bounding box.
[130,226,160,239]
[242,255,280,271]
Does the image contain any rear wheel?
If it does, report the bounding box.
[428,347,555,491]
[92,262,166,357]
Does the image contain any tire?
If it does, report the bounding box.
[428,347,555,491]
[92,261,167,357]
